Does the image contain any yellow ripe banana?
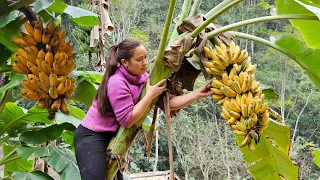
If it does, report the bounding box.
[36,58,44,71]
[49,86,59,99]
[214,45,227,58]
[231,124,240,131]
[12,37,28,47]
[246,64,257,74]
[34,19,43,43]
[65,78,72,92]
[229,110,241,119]
[204,47,213,59]
[222,106,231,119]
[223,99,239,112]
[216,54,229,67]
[260,112,270,126]
[13,53,27,66]
[233,74,240,83]
[232,81,241,94]
[57,81,67,95]
[222,72,229,85]
[48,34,59,46]
[59,76,66,83]
[20,32,37,46]
[39,71,50,93]
[248,140,255,152]
[221,112,229,120]
[259,102,268,114]
[239,72,244,86]
[229,41,235,55]
[60,60,75,76]
[37,98,46,109]
[41,60,52,75]
[226,49,233,64]
[60,98,70,114]
[42,21,56,44]
[28,74,39,81]
[251,81,260,92]
[236,121,247,133]
[37,49,45,60]
[211,51,228,67]
[219,43,227,55]
[245,119,253,131]
[51,98,61,111]
[241,103,248,118]
[14,62,30,74]
[231,46,241,63]
[240,134,251,148]
[52,60,61,75]
[230,99,241,112]
[240,93,247,107]
[233,130,247,136]
[252,113,258,124]
[20,88,40,101]
[248,102,254,117]
[30,46,39,57]
[24,21,34,36]
[26,61,39,75]
[229,67,237,80]
[64,83,76,99]
[25,47,37,64]
[17,48,28,60]
[235,50,247,65]
[254,98,262,113]
[236,94,241,108]
[243,56,252,71]
[56,38,66,53]
[36,89,49,99]
[252,87,262,96]
[45,50,53,67]
[205,62,214,68]
[211,80,223,89]
[216,98,226,105]
[212,61,227,71]
[212,94,224,100]
[226,117,237,125]
[205,68,212,75]
[246,92,253,106]
[211,88,224,95]
[49,73,59,87]
[64,41,74,56]
[241,78,249,93]
[220,85,236,98]
[21,80,37,92]
[59,59,67,76]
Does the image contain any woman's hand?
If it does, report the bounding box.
[145,78,167,100]
[194,81,213,98]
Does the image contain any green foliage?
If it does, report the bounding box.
[12,171,54,180]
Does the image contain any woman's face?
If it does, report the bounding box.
[122,45,147,76]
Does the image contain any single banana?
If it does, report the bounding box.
[34,19,43,43]
[57,81,67,95]
[51,98,62,111]
[39,71,50,93]
[231,46,241,63]
[233,130,247,136]
[212,94,225,100]
[20,32,37,46]
[24,21,34,36]
[226,117,237,125]
[214,45,227,58]
[49,86,59,99]
[11,37,28,47]
[64,83,76,99]
[60,98,70,114]
[49,73,59,87]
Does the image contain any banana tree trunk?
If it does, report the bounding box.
[105,0,177,179]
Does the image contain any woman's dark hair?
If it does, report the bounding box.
[95,39,141,115]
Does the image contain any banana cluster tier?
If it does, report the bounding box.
[12,19,76,116]
[204,41,270,152]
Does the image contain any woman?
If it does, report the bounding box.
[74,39,213,180]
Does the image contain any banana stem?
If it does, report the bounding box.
[188,0,202,17]
[0,148,17,166]
[231,31,320,85]
[204,0,234,19]
[208,15,319,39]
[168,0,193,46]
[190,0,243,38]
[2,0,36,17]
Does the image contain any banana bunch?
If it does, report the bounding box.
[204,41,270,152]
[11,18,76,117]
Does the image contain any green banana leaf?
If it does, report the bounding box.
[43,145,80,180]
[235,120,298,179]
[275,34,320,90]
[0,18,22,52]
[3,145,33,176]
[55,111,81,128]
[73,80,98,107]
[12,171,54,180]
[312,148,320,167]
[62,130,75,152]
[261,84,278,100]
[23,106,53,124]
[19,122,75,144]
[276,0,320,49]
[69,105,85,120]
[0,11,20,28]
[0,73,24,95]
[16,146,50,159]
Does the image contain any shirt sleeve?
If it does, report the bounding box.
[107,78,133,128]
[155,93,175,111]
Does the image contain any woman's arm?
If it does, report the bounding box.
[169,81,213,110]
[126,79,167,128]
